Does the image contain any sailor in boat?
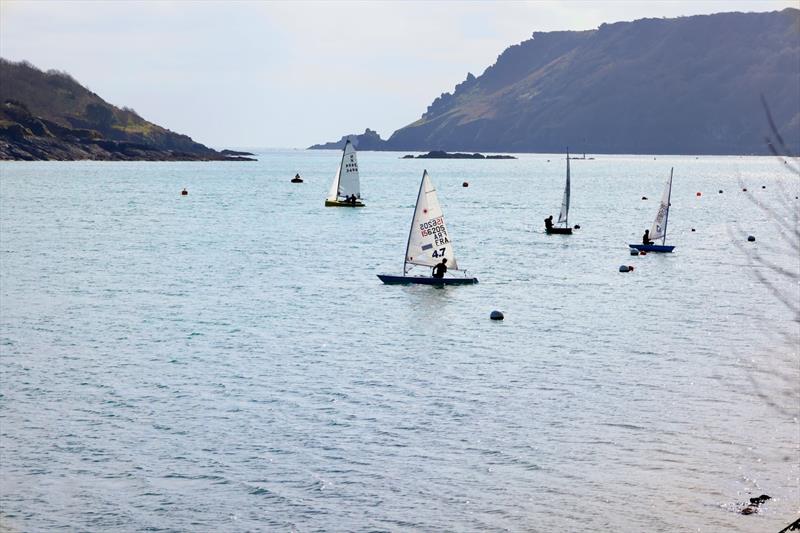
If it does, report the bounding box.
[544,215,554,231]
[432,257,448,279]
[348,194,357,205]
[642,229,654,245]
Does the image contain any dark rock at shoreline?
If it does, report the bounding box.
[220,149,255,156]
[403,151,516,159]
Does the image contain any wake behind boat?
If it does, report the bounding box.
[325,140,365,207]
[377,170,478,286]
[545,151,574,235]
[630,168,675,253]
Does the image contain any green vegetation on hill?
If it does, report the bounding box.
[0,59,252,161]
[310,9,800,155]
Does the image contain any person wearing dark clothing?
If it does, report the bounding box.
[348,194,357,205]
[544,215,554,231]
[432,257,448,278]
[642,229,654,245]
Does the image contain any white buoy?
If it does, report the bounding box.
[490,310,504,320]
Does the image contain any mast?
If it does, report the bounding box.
[403,170,428,275]
[565,149,570,227]
[662,167,673,245]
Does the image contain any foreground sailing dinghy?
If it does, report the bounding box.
[629,168,675,253]
[325,140,365,207]
[378,170,478,285]
[546,151,574,235]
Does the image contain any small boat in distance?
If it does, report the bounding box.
[378,170,478,285]
[546,151,573,235]
[325,140,364,207]
[629,168,675,253]
[291,173,303,183]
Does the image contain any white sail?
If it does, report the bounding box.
[404,170,459,273]
[557,152,571,226]
[650,168,673,243]
[339,140,361,198]
[326,165,341,202]
[325,140,361,202]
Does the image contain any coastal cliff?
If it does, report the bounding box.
[311,9,800,155]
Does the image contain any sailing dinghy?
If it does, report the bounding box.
[629,168,675,253]
[377,170,478,285]
[325,140,365,207]
[546,151,573,234]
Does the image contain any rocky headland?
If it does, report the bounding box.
[0,59,255,161]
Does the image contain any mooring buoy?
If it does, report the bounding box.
[747,235,756,242]
[490,310,504,320]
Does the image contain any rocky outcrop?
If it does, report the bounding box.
[308,128,388,150]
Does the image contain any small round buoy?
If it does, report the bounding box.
[762,185,766,189]
[181,188,188,196]
[747,235,756,242]
[696,192,702,197]
[462,181,469,187]
[691,228,696,232]
[641,196,648,200]
[573,224,580,229]
[490,310,504,321]
[291,173,303,183]
[630,248,639,256]
[619,265,631,272]
[718,190,723,194]
[546,159,550,162]
[742,187,748,192]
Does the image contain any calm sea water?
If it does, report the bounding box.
[1,151,798,532]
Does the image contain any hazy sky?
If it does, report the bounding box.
[1,0,795,149]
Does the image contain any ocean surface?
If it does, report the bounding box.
[1,151,798,532]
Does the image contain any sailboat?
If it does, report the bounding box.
[546,151,573,235]
[377,170,478,285]
[325,140,365,207]
[629,168,675,253]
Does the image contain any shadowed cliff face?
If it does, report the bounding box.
[386,9,800,155]
[0,59,253,161]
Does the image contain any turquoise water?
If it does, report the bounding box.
[1,152,798,531]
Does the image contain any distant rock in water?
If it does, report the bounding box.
[404,151,516,159]
[0,59,256,162]
[220,149,255,156]
[308,128,388,150]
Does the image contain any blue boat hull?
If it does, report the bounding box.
[629,244,675,253]
[377,274,479,285]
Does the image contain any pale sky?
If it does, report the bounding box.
[1,0,796,149]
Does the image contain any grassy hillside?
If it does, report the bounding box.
[0,59,251,160]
